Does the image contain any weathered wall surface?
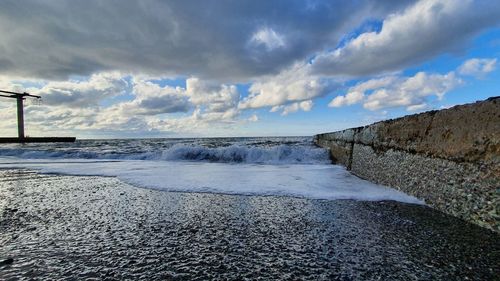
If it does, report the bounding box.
[314,97,500,232]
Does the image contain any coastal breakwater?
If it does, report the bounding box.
[314,97,499,232]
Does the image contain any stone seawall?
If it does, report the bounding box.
[314,97,499,232]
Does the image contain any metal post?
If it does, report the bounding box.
[0,90,41,140]
[17,97,24,139]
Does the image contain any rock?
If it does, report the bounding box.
[5,208,18,213]
[0,258,14,266]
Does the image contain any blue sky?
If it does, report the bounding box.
[0,0,499,138]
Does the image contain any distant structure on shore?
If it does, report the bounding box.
[0,89,76,143]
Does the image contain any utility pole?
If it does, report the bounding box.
[0,89,41,139]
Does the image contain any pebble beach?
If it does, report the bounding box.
[1,169,498,280]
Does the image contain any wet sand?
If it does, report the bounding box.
[0,169,498,280]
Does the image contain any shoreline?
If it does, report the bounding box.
[1,168,498,279]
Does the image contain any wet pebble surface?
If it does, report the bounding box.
[0,169,499,280]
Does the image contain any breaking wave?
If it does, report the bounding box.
[0,144,330,165]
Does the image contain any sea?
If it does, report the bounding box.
[0,136,422,204]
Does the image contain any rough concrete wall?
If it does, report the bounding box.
[315,129,359,168]
[314,97,500,232]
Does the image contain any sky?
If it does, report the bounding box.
[0,0,499,138]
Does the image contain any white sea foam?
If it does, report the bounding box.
[0,157,424,204]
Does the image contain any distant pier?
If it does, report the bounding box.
[0,137,76,143]
[0,89,76,143]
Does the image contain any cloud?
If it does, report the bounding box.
[0,0,411,81]
[330,71,462,111]
[32,72,129,107]
[239,63,334,109]
[115,80,191,115]
[247,114,259,122]
[0,73,245,136]
[458,58,497,77]
[23,106,102,131]
[92,77,243,133]
[406,103,429,112]
[251,27,286,50]
[186,78,240,113]
[0,73,126,110]
[312,0,500,76]
[329,56,497,111]
[0,1,498,138]
[271,100,314,115]
[329,76,398,107]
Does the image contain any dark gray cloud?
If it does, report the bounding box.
[0,0,412,81]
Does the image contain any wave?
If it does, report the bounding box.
[0,144,331,164]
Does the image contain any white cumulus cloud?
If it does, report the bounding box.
[186,78,240,113]
[239,63,334,110]
[458,58,497,77]
[271,100,314,116]
[330,71,462,111]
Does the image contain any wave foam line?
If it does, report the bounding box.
[0,158,424,205]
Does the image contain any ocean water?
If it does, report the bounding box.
[0,137,422,204]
